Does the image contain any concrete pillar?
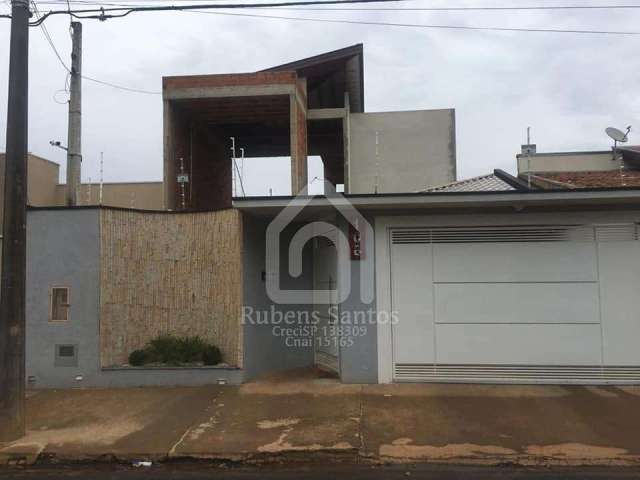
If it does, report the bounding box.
[290,91,308,195]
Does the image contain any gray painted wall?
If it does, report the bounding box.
[348,109,456,194]
[241,213,379,383]
[26,209,101,389]
[242,216,315,380]
[337,215,378,383]
[26,208,243,388]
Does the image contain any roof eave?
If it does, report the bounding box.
[233,189,640,216]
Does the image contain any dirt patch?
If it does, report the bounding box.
[525,443,630,459]
[379,438,517,460]
[257,419,301,430]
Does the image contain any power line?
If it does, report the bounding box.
[27,0,640,8]
[253,4,640,11]
[29,0,407,25]
[32,1,71,72]
[190,9,640,35]
[80,74,160,94]
[32,0,161,94]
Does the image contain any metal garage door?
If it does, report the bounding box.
[389,223,640,383]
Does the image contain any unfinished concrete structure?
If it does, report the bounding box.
[163,44,456,209]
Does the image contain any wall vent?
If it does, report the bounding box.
[394,364,640,384]
[594,224,639,242]
[391,225,595,245]
[54,344,78,367]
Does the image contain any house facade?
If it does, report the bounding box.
[22,45,640,388]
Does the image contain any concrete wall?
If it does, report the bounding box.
[348,109,456,194]
[0,154,163,215]
[517,151,620,174]
[242,216,315,380]
[0,154,61,221]
[26,208,244,388]
[241,213,379,384]
[26,209,101,389]
[337,215,378,383]
[53,182,164,210]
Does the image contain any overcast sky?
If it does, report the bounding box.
[0,0,639,195]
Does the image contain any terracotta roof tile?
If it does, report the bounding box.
[534,170,640,188]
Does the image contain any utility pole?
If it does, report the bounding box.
[0,0,30,442]
[65,22,82,206]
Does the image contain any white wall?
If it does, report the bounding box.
[349,109,456,194]
[517,151,621,174]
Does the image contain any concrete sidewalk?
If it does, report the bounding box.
[2,377,640,467]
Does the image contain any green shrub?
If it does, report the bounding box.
[127,334,222,367]
[147,334,182,365]
[129,349,148,367]
[179,336,208,363]
[202,345,222,366]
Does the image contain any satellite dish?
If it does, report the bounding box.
[606,126,630,143]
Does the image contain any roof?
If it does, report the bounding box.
[262,44,365,113]
[233,189,640,218]
[530,170,640,189]
[620,145,640,168]
[424,173,516,192]
[262,44,363,75]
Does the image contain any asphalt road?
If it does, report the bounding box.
[1,464,640,480]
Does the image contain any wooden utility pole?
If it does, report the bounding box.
[0,0,29,442]
[65,22,82,206]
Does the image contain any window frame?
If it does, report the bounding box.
[49,285,71,323]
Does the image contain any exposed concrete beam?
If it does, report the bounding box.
[308,108,346,120]
[163,84,296,100]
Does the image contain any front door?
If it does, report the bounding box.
[313,229,339,373]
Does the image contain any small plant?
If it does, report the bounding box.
[180,336,208,363]
[128,349,147,367]
[202,345,222,366]
[147,334,182,365]
[127,334,222,367]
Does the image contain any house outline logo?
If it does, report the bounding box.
[265,181,374,305]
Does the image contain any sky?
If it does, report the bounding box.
[0,0,639,196]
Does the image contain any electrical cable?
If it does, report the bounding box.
[28,0,408,25]
[30,0,640,7]
[80,74,160,94]
[32,0,71,72]
[251,4,640,11]
[188,9,640,35]
[32,0,161,94]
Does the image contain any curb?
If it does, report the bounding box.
[4,447,640,469]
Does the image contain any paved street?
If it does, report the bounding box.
[2,464,640,480]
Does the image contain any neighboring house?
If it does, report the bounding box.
[23,45,640,388]
[0,153,164,211]
[516,144,640,190]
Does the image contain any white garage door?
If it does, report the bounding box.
[389,223,640,383]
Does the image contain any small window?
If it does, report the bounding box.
[54,344,78,367]
[50,287,70,322]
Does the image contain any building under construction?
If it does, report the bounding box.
[24,44,640,389]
